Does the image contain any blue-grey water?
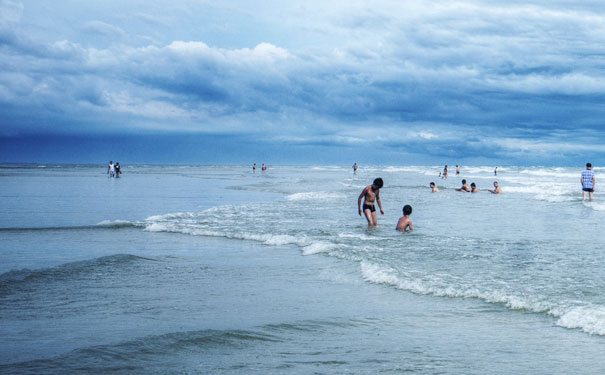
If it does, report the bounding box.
[1,164,604,374]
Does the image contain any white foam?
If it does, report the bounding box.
[583,201,605,211]
[360,261,605,335]
[556,306,605,335]
[302,241,338,255]
[338,233,374,241]
[517,168,577,178]
[310,166,345,171]
[145,212,195,221]
[144,222,172,232]
[360,261,554,313]
[382,166,426,174]
[286,192,345,201]
[460,166,497,175]
[96,220,138,228]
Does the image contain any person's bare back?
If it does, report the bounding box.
[396,205,413,232]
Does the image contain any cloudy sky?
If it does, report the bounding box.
[1,0,605,165]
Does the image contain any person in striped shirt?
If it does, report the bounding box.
[581,163,596,201]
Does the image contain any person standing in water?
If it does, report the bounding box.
[107,161,115,177]
[443,165,448,179]
[456,165,460,176]
[253,163,257,173]
[581,162,596,201]
[358,178,384,227]
[353,163,358,174]
[115,162,121,178]
[494,167,498,176]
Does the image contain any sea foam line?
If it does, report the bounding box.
[360,261,605,336]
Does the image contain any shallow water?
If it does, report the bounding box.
[1,164,604,374]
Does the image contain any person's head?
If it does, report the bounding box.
[587,162,592,169]
[373,178,384,189]
[462,179,467,184]
[493,181,499,187]
[403,205,412,216]
[471,183,476,188]
[430,182,435,188]
[110,160,113,163]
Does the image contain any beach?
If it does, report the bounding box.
[1,164,605,374]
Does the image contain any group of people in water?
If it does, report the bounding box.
[357,176,502,232]
[107,161,122,178]
[439,165,498,179]
[357,162,596,230]
[252,163,268,173]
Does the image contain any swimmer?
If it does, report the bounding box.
[456,179,471,192]
[488,181,502,194]
[358,178,384,227]
[396,205,413,232]
[470,182,479,193]
[430,182,439,192]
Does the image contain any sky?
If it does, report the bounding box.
[1,0,605,165]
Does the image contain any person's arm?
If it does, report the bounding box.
[376,190,384,215]
[358,187,367,216]
[408,220,413,231]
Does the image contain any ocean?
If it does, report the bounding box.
[1,164,604,374]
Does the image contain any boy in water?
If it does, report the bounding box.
[396,205,413,232]
[430,182,439,192]
[470,182,479,193]
[358,178,384,227]
[488,181,502,194]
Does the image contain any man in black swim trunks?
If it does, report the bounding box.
[358,178,384,227]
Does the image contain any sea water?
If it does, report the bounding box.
[1,164,604,374]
